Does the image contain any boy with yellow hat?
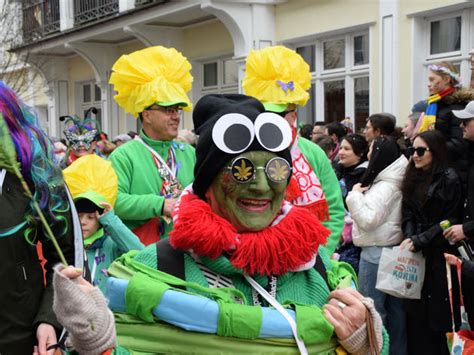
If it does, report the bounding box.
[243,46,344,255]
[63,154,144,291]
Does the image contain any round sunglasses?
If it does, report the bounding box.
[226,157,292,184]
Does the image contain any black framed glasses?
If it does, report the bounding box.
[407,146,430,157]
[226,157,292,184]
[146,106,183,115]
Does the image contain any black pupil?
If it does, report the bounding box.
[223,124,251,151]
[259,123,283,149]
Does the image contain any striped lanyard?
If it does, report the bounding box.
[135,136,177,179]
[135,137,181,197]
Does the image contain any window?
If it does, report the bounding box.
[414,9,474,100]
[79,81,102,130]
[430,16,461,55]
[83,84,91,103]
[324,80,345,122]
[297,85,315,125]
[323,38,345,70]
[354,34,369,65]
[204,62,218,87]
[296,45,315,72]
[223,59,238,85]
[354,77,369,131]
[199,57,239,98]
[293,30,370,130]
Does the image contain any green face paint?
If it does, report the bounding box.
[208,151,288,232]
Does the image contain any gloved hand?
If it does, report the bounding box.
[53,264,116,354]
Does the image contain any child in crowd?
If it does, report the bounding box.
[75,191,144,291]
[63,154,144,291]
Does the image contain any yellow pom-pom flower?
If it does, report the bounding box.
[63,154,118,206]
[109,46,193,117]
[243,46,311,109]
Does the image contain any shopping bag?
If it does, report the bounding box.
[375,246,425,299]
[446,260,474,354]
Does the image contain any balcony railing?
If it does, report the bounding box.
[135,0,157,5]
[22,0,60,43]
[74,0,119,26]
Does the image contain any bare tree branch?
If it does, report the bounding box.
[0,0,48,102]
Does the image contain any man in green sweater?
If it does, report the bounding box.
[108,46,196,244]
[243,46,344,255]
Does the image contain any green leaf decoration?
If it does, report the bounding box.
[0,112,21,174]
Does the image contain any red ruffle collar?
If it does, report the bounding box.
[169,189,330,276]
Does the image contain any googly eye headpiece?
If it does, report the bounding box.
[192,94,293,199]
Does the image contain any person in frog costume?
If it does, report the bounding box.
[94,94,387,354]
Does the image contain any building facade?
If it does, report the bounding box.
[12,0,474,137]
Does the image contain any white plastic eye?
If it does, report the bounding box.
[254,112,292,152]
[212,113,255,154]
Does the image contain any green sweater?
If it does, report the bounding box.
[133,243,334,308]
[297,137,344,255]
[107,244,389,354]
[109,131,196,236]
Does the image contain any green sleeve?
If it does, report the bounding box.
[99,210,144,253]
[110,148,165,222]
[299,138,344,255]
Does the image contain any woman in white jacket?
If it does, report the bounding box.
[346,136,408,355]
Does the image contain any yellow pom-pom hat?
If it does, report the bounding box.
[63,154,118,207]
[242,46,311,112]
[109,46,193,117]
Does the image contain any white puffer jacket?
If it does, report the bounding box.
[346,155,408,248]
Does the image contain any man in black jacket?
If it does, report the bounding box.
[444,101,474,243]
[444,101,474,329]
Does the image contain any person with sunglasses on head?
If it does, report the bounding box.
[399,130,463,354]
[243,45,344,257]
[108,46,196,245]
[345,136,409,355]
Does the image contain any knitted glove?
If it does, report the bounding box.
[339,297,383,355]
[53,264,116,354]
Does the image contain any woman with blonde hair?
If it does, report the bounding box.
[418,62,474,162]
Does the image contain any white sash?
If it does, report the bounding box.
[134,136,177,179]
[245,275,308,355]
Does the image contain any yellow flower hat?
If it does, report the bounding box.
[109,46,193,117]
[63,154,118,206]
[242,46,311,110]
